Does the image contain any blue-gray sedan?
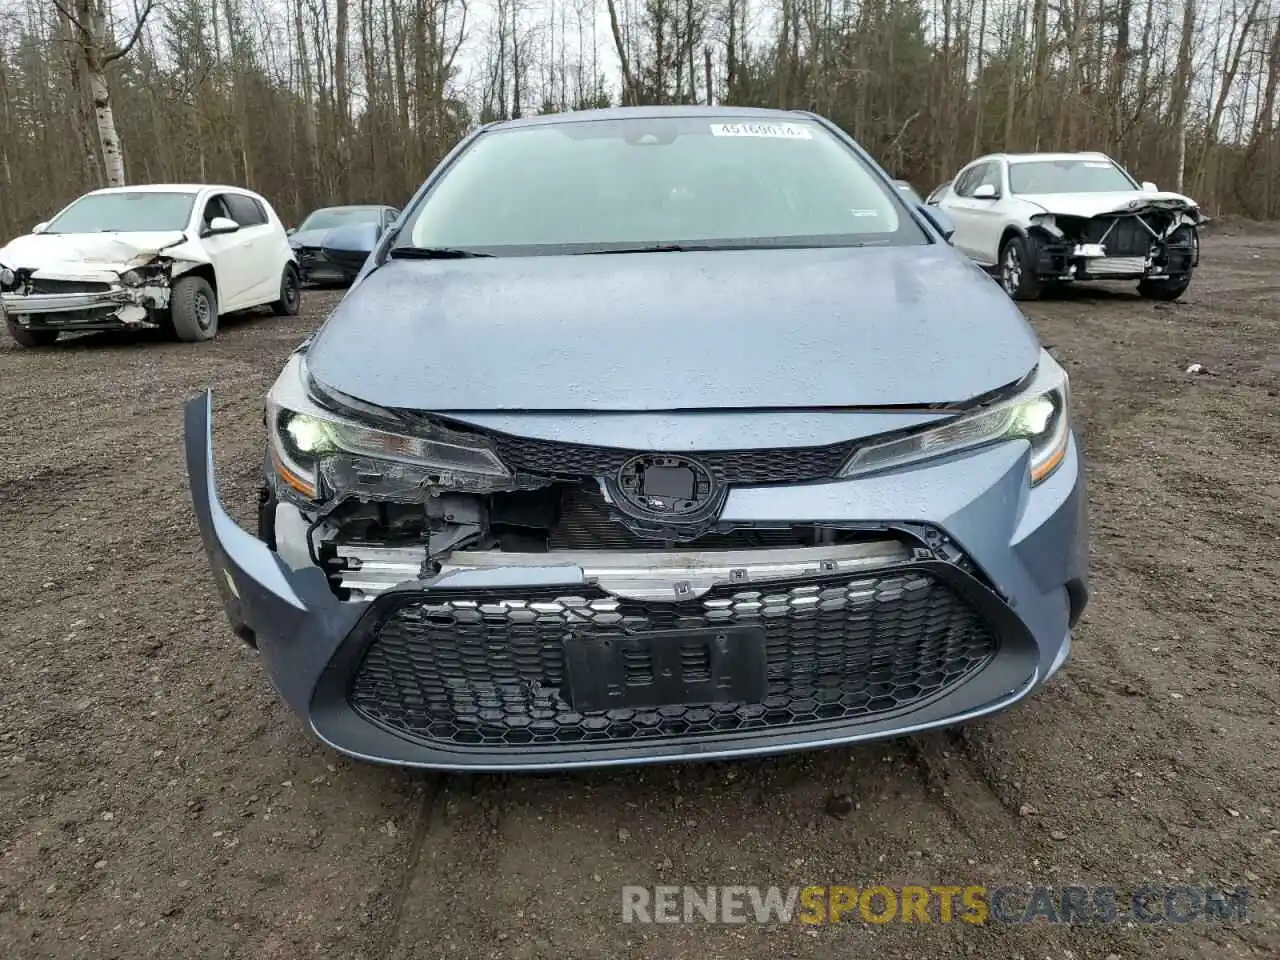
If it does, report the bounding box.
[184,106,1089,771]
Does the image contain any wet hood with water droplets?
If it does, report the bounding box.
[304,245,1042,412]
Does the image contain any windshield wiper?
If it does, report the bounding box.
[389,246,493,259]
[583,240,888,255]
[585,243,725,255]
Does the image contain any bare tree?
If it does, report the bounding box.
[0,0,1276,238]
[52,0,158,185]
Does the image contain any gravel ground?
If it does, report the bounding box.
[2,234,1278,959]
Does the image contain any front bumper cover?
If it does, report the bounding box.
[294,247,360,284]
[3,283,164,331]
[184,390,1089,771]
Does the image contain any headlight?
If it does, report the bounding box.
[1029,214,1064,239]
[267,356,510,502]
[119,267,167,287]
[839,350,1070,486]
[0,266,15,289]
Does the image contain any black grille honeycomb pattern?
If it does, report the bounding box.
[29,278,112,295]
[349,571,998,748]
[489,433,857,484]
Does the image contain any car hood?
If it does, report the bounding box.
[289,228,335,249]
[1017,190,1203,220]
[305,245,1042,413]
[0,230,193,274]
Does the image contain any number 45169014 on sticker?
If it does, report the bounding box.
[709,122,813,139]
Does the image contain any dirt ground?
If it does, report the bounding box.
[2,234,1278,960]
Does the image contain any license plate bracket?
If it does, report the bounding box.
[562,626,767,714]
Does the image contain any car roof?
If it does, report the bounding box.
[84,184,257,195]
[483,104,816,131]
[309,204,391,212]
[980,152,1115,164]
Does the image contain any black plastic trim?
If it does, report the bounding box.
[308,559,1041,770]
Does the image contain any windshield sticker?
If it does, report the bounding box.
[1083,161,1113,168]
[848,209,880,217]
[709,122,813,140]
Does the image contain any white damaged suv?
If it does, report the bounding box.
[930,152,1205,301]
[0,184,300,347]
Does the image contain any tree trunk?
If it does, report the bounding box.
[85,55,125,186]
[704,44,712,104]
[604,0,635,105]
[1108,0,1132,152]
[1195,0,1264,191]
[335,0,350,196]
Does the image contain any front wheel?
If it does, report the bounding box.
[1137,274,1192,302]
[169,275,219,342]
[271,264,301,317]
[6,319,58,347]
[998,235,1044,301]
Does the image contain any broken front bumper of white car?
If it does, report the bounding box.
[1026,206,1202,282]
[2,273,171,332]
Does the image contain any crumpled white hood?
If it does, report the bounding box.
[0,230,195,277]
[1018,190,1203,220]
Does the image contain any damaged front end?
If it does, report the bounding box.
[1025,197,1204,283]
[183,344,1087,770]
[1,241,199,335]
[263,353,911,602]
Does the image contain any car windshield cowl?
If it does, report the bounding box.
[388,246,494,260]
[580,238,892,255]
[386,237,896,259]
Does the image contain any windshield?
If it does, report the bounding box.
[298,207,384,231]
[45,192,196,234]
[397,116,925,254]
[1008,159,1137,195]
[894,180,923,205]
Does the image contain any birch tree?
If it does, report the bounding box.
[51,0,158,186]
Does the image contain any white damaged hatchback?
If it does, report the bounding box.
[0,184,300,347]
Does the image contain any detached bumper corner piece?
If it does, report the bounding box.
[184,390,362,712]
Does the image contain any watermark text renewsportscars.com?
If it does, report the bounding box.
[621,884,1251,925]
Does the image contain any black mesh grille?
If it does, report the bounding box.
[490,433,857,484]
[30,278,112,295]
[348,570,999,748]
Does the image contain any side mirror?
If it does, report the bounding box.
[918,204,955,243]
[286,226,297,236]
[206,216,240,236]
[320,221,380,264]
[972,183,999,200]
[32,221,48,234]
[1141,181,1159,193]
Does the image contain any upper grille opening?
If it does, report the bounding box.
[489,432,856,485]
[29,278,113,295]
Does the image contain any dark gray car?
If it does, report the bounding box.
[288,204,399,285]
[185,106,1089,771]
